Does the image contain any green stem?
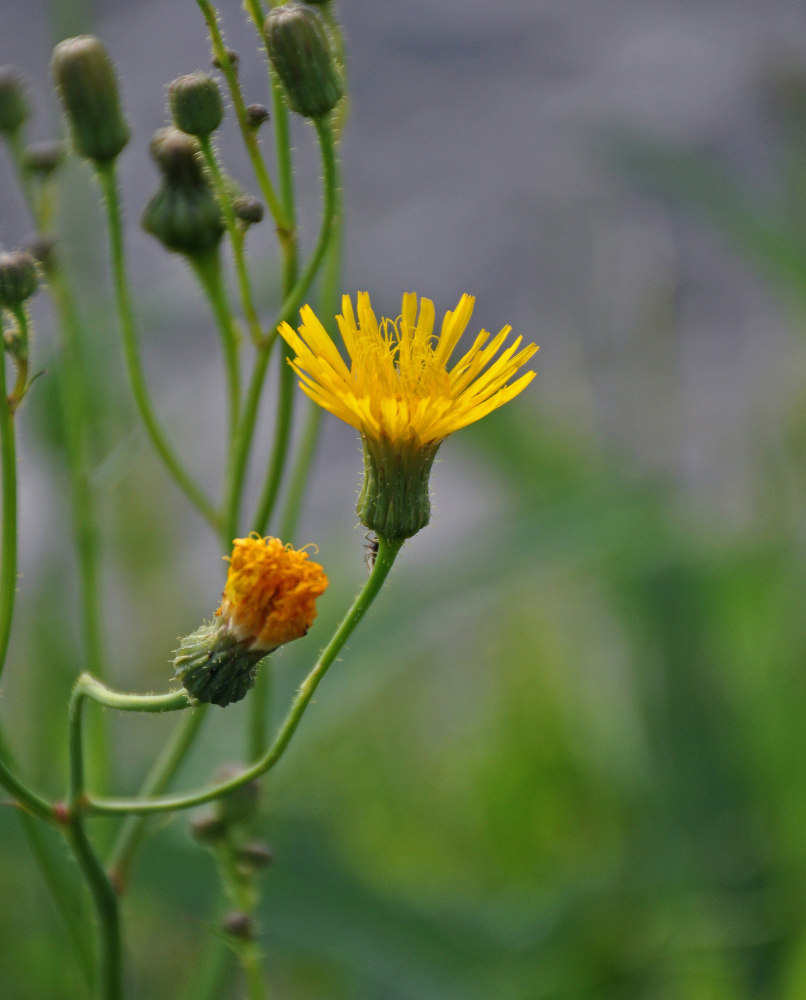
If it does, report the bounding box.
[107,705,208,889]
[63,818,122,1000]
[277,159,343,542]
[5,133,111,786]
[20,808,94,981]
[226,116,340,540]
[95,163,220,532]
[193,0,285,228]
[216,842,267,1000]
[68,674,189,810]
[45,268,106,685]
[0,349,17,681]
[0,751,55,822]
[246,657,271,760]
[198,135,264,346]
[188,250,241,469]
[251,118,339,535]
[252,359,294,535]
[88,535,404,816]
[244,0,298,278]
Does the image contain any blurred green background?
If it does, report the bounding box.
[3,1,806,998]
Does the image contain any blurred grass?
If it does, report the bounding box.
[4,7,806,1000]
[6,391,806,999]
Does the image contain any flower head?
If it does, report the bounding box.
[278,292,538,539]
[217,534,328,651]
[173,536,328,707]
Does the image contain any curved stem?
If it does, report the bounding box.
[95,163,220,532]
[88,535,405,816]
[198,135,263,346]
[107,705,208,889]
[0,751,55,822]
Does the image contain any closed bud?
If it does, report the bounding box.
[237,841,274,871]
[0,67,29,135]
[212,49,239,72]
[24,140,65,177]
[232,194,264,225]
[0,251,38,307]
[222,912,254,940]
[264,3,343,119]
[189,811,227,845]
[246,103,270,128]
[142,185,224,258]
[169,72,224,138]
[149,127,205,186]
[51,36,129,163]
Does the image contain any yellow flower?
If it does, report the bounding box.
[217,535,328,651]
[278,292,538,539]
[279,292,537,449]
[173,536,328,707]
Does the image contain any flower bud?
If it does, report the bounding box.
[173,535,328,706]
[264,3,343,119]
[141,185,224,257]
[24,141,65,177]
[246,103,270,128]
[0,251,38,307]
[169,72,224,138]
[142,128,224,257]
[149,127,205,186]
[213,765,261,826]
[222,912,254,940]
[237,841,274,871]
[0,67,29,136]
[189,811,227,845]
[212,49,239,72]
[232,195,264,226]
[51,36,129,163]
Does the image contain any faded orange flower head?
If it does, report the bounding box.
[217,535,329,652]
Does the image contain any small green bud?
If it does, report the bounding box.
[169,72,224,138]
[51,35,129,163]
[237,841,274,871]
[246,103,270,128]
[232,195,264,225]
[222,912,254,940]
[189,811,227,845]
[264,3,343,119]
[24,140,65,177]
[149,127,205,186]
[142,185,225,256]
[212,49,239,72]
[0,251,38,307]
[0,67,29,135]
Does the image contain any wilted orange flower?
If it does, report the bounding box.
[217,535,329,652]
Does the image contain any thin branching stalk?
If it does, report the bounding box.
[87,535,404,817]
[95,162,220,532]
